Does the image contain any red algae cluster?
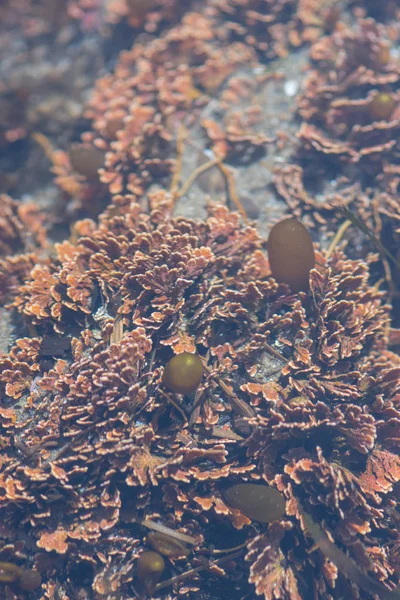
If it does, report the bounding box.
[55,0,340,212]
[0,1,400,600]
[0,192,399,600]
[208,0,336,59]
[297,18,400,169]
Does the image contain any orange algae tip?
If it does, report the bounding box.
[377,44,391,67]
[137,551,165,589]
[224,483,286,523]
[162,352,203,394]
[369,92,396,121]
[18,569,42,592]
[267,218,315,292]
